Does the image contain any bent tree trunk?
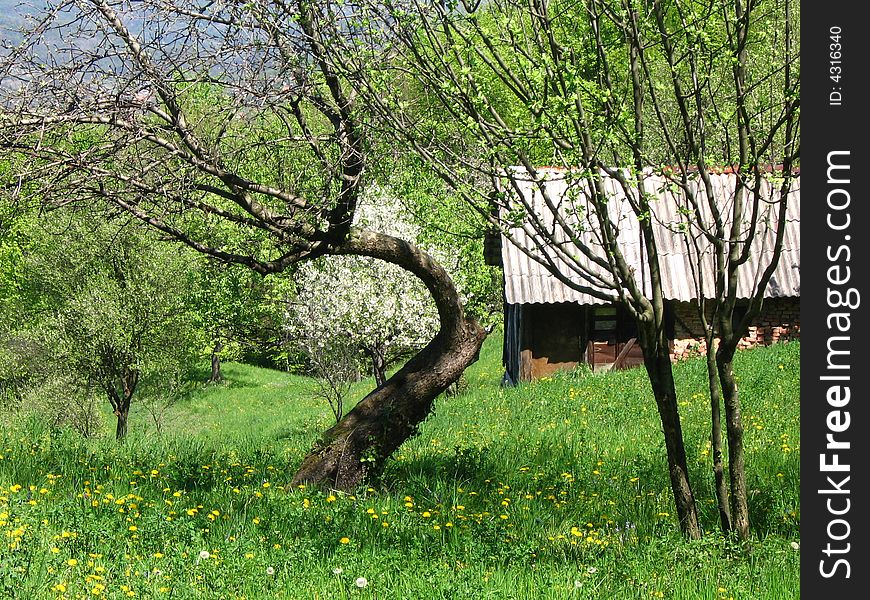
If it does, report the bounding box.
[640,327,702,539]
[291,229,487,490]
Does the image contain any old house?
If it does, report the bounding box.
[489,169,800,383]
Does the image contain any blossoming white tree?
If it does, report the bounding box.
[287,191,440,391]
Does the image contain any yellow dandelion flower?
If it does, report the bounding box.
[339,537,350,544]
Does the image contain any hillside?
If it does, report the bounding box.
[0,334,800,599]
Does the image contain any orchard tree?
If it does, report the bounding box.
[3,210,200,438]
[318,0,799,538]
[188,258,284,383]
[286,189,440,389]
[0,0,485,488]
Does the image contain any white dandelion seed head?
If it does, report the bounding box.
[332,567,343,575]
[790,541,800,550]
[574,579,583,588]
[355,576,368,588]
[198,550,210,560]
[587,566,597,575]
[266,566,275,576]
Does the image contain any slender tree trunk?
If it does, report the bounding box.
[115,404,129,440]
[210,340,223,383]
[107,369,138,441]
[369,345,387,388]
[640,333,702,539]
[291,229,486,491]
[706,340,732,533]
[717,349,749,540]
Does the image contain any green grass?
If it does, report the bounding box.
[0,333,800,599]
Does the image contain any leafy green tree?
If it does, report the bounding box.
[3,211,200,438]
[187,259,285,383]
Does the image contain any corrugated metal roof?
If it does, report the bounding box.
[501,169,800,305]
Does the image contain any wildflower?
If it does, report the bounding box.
[266,566,275,576]
[326,495,337,503]
[355,577,368,588]
[332,567,343,575]
[574,580,583,589]
[198,550,210,560]
[422,511,431,518]
[790,541,800,550]
[67,559,79,567]
[340,537,350,545]
[587,566,597,575]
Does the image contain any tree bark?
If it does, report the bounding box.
[367,345,387,388]
[115,405,129,440]
[106,368,138,441]
[210,340,223,383]
[291,229,486,490]
[640,330,702,539]
[717,349,750,540]
[706,341,732,533]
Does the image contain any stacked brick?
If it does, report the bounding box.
[669,298,800,361]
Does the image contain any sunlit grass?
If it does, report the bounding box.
[0,334,799,599]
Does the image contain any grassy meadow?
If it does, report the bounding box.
[0,333,800,599]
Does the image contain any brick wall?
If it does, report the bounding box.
[670,297,800,360]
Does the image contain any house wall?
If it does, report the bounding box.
[670,297,801,360]
[519,303,584,380]
[509,297,800,381]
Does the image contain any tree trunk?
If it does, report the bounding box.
[641,336,702,539]
[717,350,750,540]
[115,404,129,440]
[209,340,223,383]
[705,338,732,533]
[108,369,138,441]
[291,229,487,491]
[368,345,387,388]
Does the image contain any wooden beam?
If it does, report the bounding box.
[612,337,637,370]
